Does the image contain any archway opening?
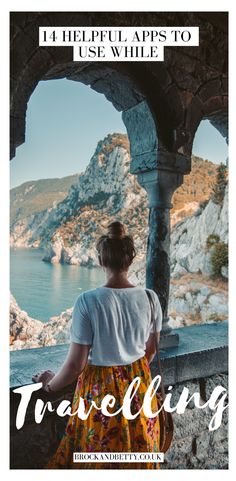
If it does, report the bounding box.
[168,116,228,329]
[10,73,153,351]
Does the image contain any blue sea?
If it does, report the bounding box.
[10,248,105,322]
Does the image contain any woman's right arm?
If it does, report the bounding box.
[145,332,160,364]
[32,342,91,392]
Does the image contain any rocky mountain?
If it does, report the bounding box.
[171,184,228,278]
[10,293,72,350]
[10,293,44,349]
[10,133,218,266]
[128,183,228,327]
[10,245,228,351]
[10,173,81,236]
[10,180,228,351]
[10,132,228,349]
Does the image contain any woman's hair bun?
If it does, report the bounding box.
[96,220,136,270]
[107,221,126,239]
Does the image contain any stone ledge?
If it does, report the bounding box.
[9,323,228,469]
[154,321,228,385]
[10,321,228,389]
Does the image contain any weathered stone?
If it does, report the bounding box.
[167,379,201,410]
[221,265,228,278]
[71,64,145,111]
[172,264,188,279]
[9,16,229,470]
[209,108,228,142]
[164,435,193,464]
[198,79,222,103]
[10,367,228,469]
[204,373,228,400]
[195,431,212,460]
[138,168,185,340]
[171,186,228,276]
[186,95,204,138]
[122,101,158,173]
[10,12,228,159]
[161,373,228,469]
[145,63,173,93]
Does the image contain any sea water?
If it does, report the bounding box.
[10,247,105,322]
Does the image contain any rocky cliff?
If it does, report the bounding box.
[10,174,81,247]
[10,133,218,267]
[171,184,228,278]
[9,184,229,348]
[10,293,72,351]
[10,258,228,351]
[41,133,148,265]
[129,183,228,326]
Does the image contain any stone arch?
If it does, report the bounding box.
[184,78,228,156]
[11,59,168,181]
[10,12,188,162]
[10,11,228,349]
[206,111,228,145]
[11,11,228,166]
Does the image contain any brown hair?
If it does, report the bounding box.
[96,221,136,271]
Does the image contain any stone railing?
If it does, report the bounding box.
[10,321,228,469]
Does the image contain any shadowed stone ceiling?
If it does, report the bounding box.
[10,11,228,162]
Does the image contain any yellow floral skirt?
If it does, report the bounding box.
[47,354,160,469]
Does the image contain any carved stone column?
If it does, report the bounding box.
[138,168,184,349]
[122,101,191,348]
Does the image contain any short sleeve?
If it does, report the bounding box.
[149,290,163,333]
[70,293,93,345]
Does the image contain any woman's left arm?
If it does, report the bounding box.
[32,342,91,392]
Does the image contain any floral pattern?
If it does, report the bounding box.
[47,355,160,469]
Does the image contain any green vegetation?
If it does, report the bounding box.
[101,133,130,155]
[210,242,228,279]
[211,163,228,205]
[206,233,228,279]
[172,155,218,213]
[10,174,80,224]
[199,199,209,210]
[206,234,220,249]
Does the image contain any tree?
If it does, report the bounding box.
[211,163,228,205]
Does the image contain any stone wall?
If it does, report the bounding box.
[10,385,75,469]
[10,372,228,469]
[162,373,228,469]
[10,12,228,160]
[10,323,228,469]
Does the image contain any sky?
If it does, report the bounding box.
[10,78,228,189]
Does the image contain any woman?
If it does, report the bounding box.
[32,221,163,469]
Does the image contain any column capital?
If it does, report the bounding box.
[137,168,184,209]
[130,149,191,176]
[136,166,185,349]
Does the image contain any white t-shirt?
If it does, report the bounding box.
[70,286,163,366]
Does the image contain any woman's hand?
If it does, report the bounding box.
[32,369,55,391]
[31,343,90,393]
